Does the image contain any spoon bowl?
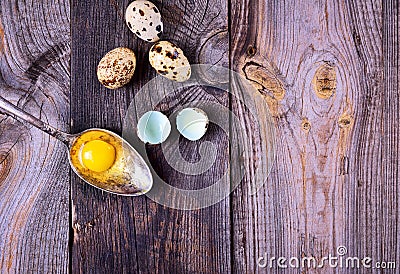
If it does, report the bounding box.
[0,95,153,196]
[68,128,152,195]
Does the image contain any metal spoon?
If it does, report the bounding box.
[0,95,153,196]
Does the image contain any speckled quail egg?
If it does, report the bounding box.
[176,108,209,141]
[149,41,191,82]
[97,47,136,89]
[137,111,171,144]
[125,0,163,42]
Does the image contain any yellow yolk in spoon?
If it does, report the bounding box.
[80,140,116,172]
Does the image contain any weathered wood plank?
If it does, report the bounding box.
[230,0,398,273]
[71,0,230,273]
[1,0,397,273]
[0,0,70,273]
[346,0,400,271]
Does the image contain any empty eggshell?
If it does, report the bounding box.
[97,47,136,89]
[137,111,171,144]
[125,0,163,42]
[149,41,191,82]
[176,108,208,141]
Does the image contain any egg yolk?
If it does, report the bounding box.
[80,140,116,172]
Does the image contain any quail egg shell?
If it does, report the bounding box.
[97,47,136,89]
[125,0,163,42]
[137,111,171,144]
[149,41,191,82]
[176,108,209,141]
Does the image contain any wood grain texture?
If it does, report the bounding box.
[230,0,399,273]
[0,0,70,273]
[0,0,398,273]
[71,0,230,273]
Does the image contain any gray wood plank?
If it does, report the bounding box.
[0,0,70,273]
[71,0,230,273]
[0,0,397,273]
[229,0,399,273]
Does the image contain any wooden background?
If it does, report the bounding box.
[0,0,399,273]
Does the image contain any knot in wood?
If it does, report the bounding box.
[338,113,352,128]
[312,64,336,99]
[0,149,13,183]
[243,62,285,100]
[246,45,256,57]
[301,118,311,132]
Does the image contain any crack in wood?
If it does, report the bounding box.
[339,155,349,175]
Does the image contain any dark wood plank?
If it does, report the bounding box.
[0,0,70,273]
[71,0,230,273]
[230,0,399,273]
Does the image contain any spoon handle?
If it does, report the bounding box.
[0,95,73,145]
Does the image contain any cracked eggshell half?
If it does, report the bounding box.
[149,41,191,82]
[176,108,209,141]
[137,111,171,144]
[97,47,136,89]
[125,0,163,42]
